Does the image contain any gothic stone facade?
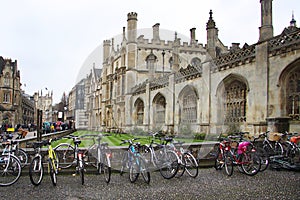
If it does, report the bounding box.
[0,56,22,128]
[87,0,300,135]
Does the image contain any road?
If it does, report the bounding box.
[1,167,299,200]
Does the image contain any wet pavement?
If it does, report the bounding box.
[0,167,299,200]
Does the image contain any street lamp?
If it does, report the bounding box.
[162,50,165,76]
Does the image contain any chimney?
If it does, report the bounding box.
[190,28,196,45]
[259,0,274,41]
[152,23,160,43]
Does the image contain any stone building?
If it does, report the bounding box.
[0,56,22,128]
[21,92,35,126]
[85,0,300,135]
[33,90,53,123]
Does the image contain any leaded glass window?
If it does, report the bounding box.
[136,99,144,125]
[154,95,166,125]
[287,69,300,120]
[182,93,197,124]
[224,81,246,122]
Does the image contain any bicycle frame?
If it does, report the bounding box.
[48,145,58,174]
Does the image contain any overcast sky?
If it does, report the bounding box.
[0,0,299,103]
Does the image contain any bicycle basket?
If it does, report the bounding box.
[268,132,282,142]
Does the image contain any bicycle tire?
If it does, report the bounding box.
[255,147,269,172]
[224,152,233,176]
[175,155,185,178]
[80,167,84,185]
[102,152,111,183]
[48,158,57,186]
[274,142,284,156]
[29,156,43,186]
[214,149,224,170]
[0,154,22,187]
[54,143,75,169]
[184,152,198,178]
[14,148,28,169]
[120,152,129,176]
[139,157,150,184]
[241,152,261,176]
[129,159,139,183]
[159,151,179,179]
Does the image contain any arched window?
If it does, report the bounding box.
[179,86,198,124]
[169,57,173,69]
[4,72,10,87]
[153,94,166,125]
[286,69,300,120]
[224,80,247,122]
[146,51,157,69]
[135,99,144,125]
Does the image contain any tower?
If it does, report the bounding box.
[259,0,274,41]
[127,12,137,69]
[206,10,218,59]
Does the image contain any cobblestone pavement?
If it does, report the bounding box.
[1,167,299,200]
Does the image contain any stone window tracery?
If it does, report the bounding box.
[135,99,144,125]
[146,52,157,69]
[287,68,300,120]
[154,95,166,125]
[181,89,197,124]
[224,80,246,122]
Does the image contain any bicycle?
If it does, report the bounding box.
[142,132,180,179]
[215,134,261,176]
[261,131,284,156]
[0,140,22,186]
[80,134,112,183]
[0,132,28,168]
[29,138,59,186]
[173,141,198,178]
[239,132,270,172]
[214,137,234,176]
[120,138,150,184]
[269,132,300,170]
[54,134,86,185]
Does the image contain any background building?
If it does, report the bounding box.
[73,0,300,135]
[0,56,22,129]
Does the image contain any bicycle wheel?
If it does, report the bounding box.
[48,158,57,186]
[139,157,150,184]
[129,159,139,183]
[29,156,44,186]
[0,154,22,186]
[159,151,179,179]
[175,155,185,178]
[79,167,84,185]
[54,143,74,169]
[14,148,28,169]
[101,152,111,183]
[255,147,269,172]
[275,142,284,155]
[224,152,233,176]
[214,149,224,170]
[184,152,198,178]
[120,152,129,176]
[241,152,261,176]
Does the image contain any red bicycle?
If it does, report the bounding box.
[215,133,261,176]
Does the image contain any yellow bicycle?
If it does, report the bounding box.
[29,138,59,186]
